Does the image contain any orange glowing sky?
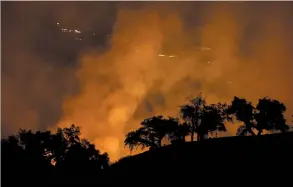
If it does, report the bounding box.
[2,2,293,161]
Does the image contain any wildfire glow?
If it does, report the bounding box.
[3,3,292,162]
[54,5,293,161]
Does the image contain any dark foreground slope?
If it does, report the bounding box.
[106,132,293,185]
[3,133,292,186]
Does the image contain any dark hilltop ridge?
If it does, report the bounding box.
[2,94,293,186]
[3,132,293,186]
[109,132,293,182]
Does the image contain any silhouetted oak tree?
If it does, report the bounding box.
[227,96,289,136]
[1,124,109,185]
[168,122,190,144]
[180,93,206,141]
[197,103,229,140]
[254,97,289,135]
[227,97,256,136]
[124,116,178,150]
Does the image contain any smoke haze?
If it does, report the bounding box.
[2,2,293,161]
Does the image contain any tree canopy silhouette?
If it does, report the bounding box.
[227,96,289,136]
[168,122,190,144]
[198,102,230,139]
[124,116,179,151]
[227,96,256,136]
[124,94,291,152]
[1,124,109,186]
[179,94,230,141]
[2,94,292,187]
[255,97,289,135]
[179,93,206,141]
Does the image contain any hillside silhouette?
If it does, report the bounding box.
[109,132,293,185]
[2,94,293,186]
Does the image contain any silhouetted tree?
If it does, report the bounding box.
[254,97,289,135]
[2,130,54,185]
[50,125,110,175]
[180,93,206,141]
[1,124,109,185]
[228,96,289,136]
[60,139,109,175]
[197,103,229,140]
[16,129,55,177]
[227,97,256,136]
[168,122,190,144]
[1,135,25,164]
[124,116,178,151]
[2,94,292,187]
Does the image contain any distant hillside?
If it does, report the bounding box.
[105,132,293,185]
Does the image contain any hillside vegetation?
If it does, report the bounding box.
[2,94,292,186]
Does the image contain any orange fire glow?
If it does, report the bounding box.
[54,4,293,161]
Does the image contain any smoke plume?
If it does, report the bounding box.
[2,2,293,161]
[55,3,293,160]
